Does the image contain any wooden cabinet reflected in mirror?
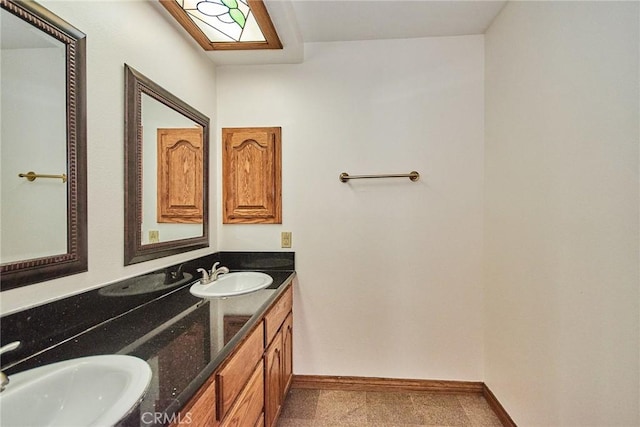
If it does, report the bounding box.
[124,65,210,265]
[157,127,204,224]
[0,0,87,290]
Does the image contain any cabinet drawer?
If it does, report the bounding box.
[264,285,292,345]
[217,322,264,420]
[220,361,264,427]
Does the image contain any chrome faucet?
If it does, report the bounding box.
[197,262,229,285]
[210,262,229,281]
[0,341,21,392]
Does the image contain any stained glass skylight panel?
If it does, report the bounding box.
[161,0,281,50]
[177,0,264,42]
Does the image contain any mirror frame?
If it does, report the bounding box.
[0,0,88,291]
[124,64,210,265]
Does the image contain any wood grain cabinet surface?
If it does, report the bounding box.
[217,323,264,420]
[281,313,293,396]
[170,377,217,427]
[220,361,264,427]
[264,288,293,427]
[264,286,292,345]
[157,127,203,224]
[265,330,283,427]
[222,127,281,224]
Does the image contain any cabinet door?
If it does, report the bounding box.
[157,127,203,223]
[281,313,293,397]
[264,330,283,427]
[222,127,281,224]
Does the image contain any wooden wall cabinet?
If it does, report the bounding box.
[222,127,281,224]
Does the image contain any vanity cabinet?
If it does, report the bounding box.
[264,287,293,427]
[170,284,293,427]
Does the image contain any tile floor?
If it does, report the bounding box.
[277,388,503,427]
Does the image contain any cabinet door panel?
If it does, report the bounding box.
[264,331,283,427]
[282,313,293,397]
[157,127,203,223]
[222,127,281,224]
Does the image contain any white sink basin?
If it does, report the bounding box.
[0,355,152,427]
[190,272,273,298]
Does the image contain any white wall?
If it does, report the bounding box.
[1,1,218,315]
[484,2,639,425]
[217,36,485,380]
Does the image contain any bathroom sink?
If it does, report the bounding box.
[0,355,152,427]
[189,272,273,298]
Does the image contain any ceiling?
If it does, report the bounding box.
[197,0,508,65]
[292,0,507,43]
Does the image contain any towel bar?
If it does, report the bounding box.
[339,171,419,183]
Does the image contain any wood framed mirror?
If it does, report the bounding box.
[124,65,210,265]
[0,0,87,290]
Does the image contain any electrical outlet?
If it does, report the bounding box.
[281,231,292,248]
[149,230,160,243]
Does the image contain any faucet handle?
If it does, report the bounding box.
[197,268,211,284]
[210,262,220,273]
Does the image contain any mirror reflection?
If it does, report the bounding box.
[141,94,203,244]
[124,64,209,265]
[1,7,68,263]
[0,0,87,290]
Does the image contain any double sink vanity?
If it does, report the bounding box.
[0,252,295,427]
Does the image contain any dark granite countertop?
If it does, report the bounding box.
[118,270,295,426]
[0,252,295,427]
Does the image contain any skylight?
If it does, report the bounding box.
[160,0,282,50]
